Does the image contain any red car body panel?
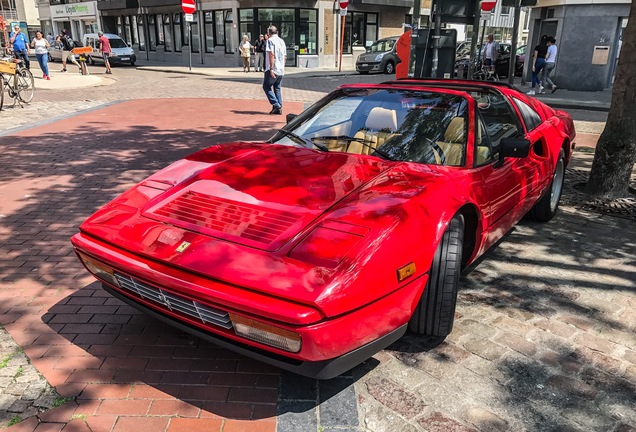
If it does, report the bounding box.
[71,79,576,378]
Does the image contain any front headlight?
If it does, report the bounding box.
[229,314,301,353]
[375,53,385,61]
[77,252,120,288]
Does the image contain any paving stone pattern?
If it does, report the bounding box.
[0,68,634,432]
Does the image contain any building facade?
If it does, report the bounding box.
[36,0,100,40]
[94,0,415,68]
[525,0,630,90]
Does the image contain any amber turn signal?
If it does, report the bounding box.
[397,262,416,281]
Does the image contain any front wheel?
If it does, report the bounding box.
[408,214,464,338]
[17,68,34,103]
[528,149,565,221]
[384,61,395,74]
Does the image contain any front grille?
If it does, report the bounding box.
[114,273,232,330]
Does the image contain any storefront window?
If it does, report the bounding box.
[163,14,172,52]
[191,14,200,53]
[224,10,235,54]
[343,12,378,53]
[156,14,164,46]
[258,8,294,23]
[174,13,182,52]
[214,11,225,47]
[204,12,214,53]
[299,9,317,55]
[147,14,156,51]
[239,8,255,43]
[137,15,145,51]
[123,16,133,44]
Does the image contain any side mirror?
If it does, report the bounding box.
[494,137,530,168]
[365,47,371,53]
[286,113,297,124]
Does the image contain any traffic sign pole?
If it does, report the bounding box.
[181,0,196,71]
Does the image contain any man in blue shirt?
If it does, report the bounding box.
[10,25,30,70]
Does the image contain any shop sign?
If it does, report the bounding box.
[50,2,96,18]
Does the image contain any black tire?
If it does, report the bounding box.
[528,149,565,222]
[87,56,95,66]
[130,61,135,66]
[384,61,395,74]
[408,214,464,338]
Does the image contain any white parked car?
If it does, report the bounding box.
[83,33,136,66]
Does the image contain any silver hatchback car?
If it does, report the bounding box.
[356,36,400,75]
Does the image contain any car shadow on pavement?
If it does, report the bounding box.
[37,281,370,424]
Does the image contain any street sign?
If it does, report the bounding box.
[181,0,195,15]
[480,11,492,20]
[481,0,497,11]
[185,13,194,22]
[339,0,348,15]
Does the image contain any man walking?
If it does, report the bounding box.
[58,30,80,73]
[541,36,558,93]
[263,26,287,115]
[9,25,30,70]
[98,31,113,75]
[254,34,266,72]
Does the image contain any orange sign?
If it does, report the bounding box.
[72,46,93,55]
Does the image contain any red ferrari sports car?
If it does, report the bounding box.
[71,79,576,379]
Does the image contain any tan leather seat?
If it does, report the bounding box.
[437,117,466,166]
[349,107,398,155]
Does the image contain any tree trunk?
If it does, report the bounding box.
[585,2,636,198]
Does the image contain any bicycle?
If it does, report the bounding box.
[0,55,35,110]
[472,61,499,82]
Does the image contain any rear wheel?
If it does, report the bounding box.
[408,214,464,338]
[528,149,565,221]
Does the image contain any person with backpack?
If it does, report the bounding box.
[57,30,80,72]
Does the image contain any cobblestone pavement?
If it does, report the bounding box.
[0,68,633,431]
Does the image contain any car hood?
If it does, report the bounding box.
[357,52,388,62]
[77,143,446,315]
[111,47,134,56]
[80,142,390,253]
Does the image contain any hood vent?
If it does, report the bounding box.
[151,191,301,246]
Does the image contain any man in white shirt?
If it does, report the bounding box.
[263,26,287,115]
[541,36,558,93]
[481,34,499,72]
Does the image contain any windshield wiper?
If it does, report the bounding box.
[310,135,395,161]
[278,129,329,152]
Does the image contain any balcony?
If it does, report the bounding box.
[0,10,18,21]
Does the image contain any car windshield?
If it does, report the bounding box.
[109,38,127,48]
[271,88,469,166]
[368,39,395,53]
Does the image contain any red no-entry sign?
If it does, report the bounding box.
[181,0,195,14]
[481,0,497,11]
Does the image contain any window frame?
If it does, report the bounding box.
[512,97,543,132]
